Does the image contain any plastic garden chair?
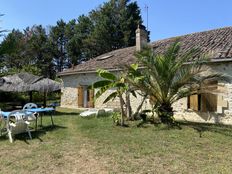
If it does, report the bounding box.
[23,103,38,110]
[0,109,6,136]
[6,110,32,143]
[23,103,37,121]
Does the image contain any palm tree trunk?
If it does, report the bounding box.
[126,90,132,120]
[157,103,175,125]
[133,95,147,119]
[119,95,125,126]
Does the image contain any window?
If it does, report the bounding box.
[188,81,218,112]
[188,93,217,112]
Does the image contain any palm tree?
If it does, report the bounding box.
[126,41,229,126]
[91,69,128,126]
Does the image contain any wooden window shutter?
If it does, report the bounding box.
[78,86,84,107]
[201,93,217,112]
[201,81,218,112]
[88,89,94,108]
[189,94,199,111]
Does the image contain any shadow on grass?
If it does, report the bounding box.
[54,111,80,116]
[136,119,232,137]
[0,125,67,144]
[14,131,46,144]
[40,124,67,132]
[178,121,232,137]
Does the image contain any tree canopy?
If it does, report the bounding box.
[0,0,145,78]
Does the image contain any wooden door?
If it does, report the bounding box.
[78,86,84,107]
[88,89,94,108]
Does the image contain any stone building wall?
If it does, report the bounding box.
[60,72,151,112]
[60,62,232,124]
[61,73,101,109]
[173,62,232,125]
[94,90,152,112]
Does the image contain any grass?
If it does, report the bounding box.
[1,109,232,173]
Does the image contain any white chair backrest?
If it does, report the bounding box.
[8,110,27,122]
[7,110,29,134]
[0,109,6,135]
[23,103,38,110]
[6,110,32,142]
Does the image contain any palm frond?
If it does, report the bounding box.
[92,80,112,88]
[97,69,117,81]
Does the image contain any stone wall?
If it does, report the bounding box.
[61,73,101,109]
[60,72,152,112]
[60,62,232,124]
[94,89,152,112]
[173,62,232,125]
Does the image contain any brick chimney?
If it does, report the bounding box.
[136,24,148,51]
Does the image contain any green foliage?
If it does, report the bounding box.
[49,19,68,72]
[0,26,55,78]
[126,41,229,126]
[0,14,7,38]
[92,69,128,126]
[103,91,118,103]
[87,0,142,56]
[111,112,121,125]
[97,69,117,81]
[0,0,144,76]
[92,80,112,89]
[66,15,94,64]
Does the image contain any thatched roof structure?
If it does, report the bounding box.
[0,72,61,92]
[29,78,61,93]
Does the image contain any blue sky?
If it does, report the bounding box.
[1,0,232,41]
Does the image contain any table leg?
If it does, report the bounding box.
[35,115,38,131]
[40,113,43,127]
[50,112,54,126]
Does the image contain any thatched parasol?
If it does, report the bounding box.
[0,73,32,92]
[29,78,61,93]
[0,72,61,92]
[0,72,61,106]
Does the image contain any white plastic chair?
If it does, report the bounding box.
[23,103,37,122]
[6,110,32,143]
[23,103,38,110]
[0,109,6,136]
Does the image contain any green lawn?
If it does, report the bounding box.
[1,109,232,173]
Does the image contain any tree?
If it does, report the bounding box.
[0,14,7,38]
[87,0,143,57]
[92,69,129,126]
[126,42,229,126]
[26,25,54,78]
[66,15,94,64]
[0,13,7,71]
[0,26,53,77]
[0,29,28,74]
[49,19,68,72]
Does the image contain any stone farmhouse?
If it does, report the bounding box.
[58,25,232,124]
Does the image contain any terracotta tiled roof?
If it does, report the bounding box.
[59,26,232,76]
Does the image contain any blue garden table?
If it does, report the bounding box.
[27,108,55,129]
[2,108,55,129]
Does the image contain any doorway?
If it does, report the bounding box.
[77,86,94,108]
